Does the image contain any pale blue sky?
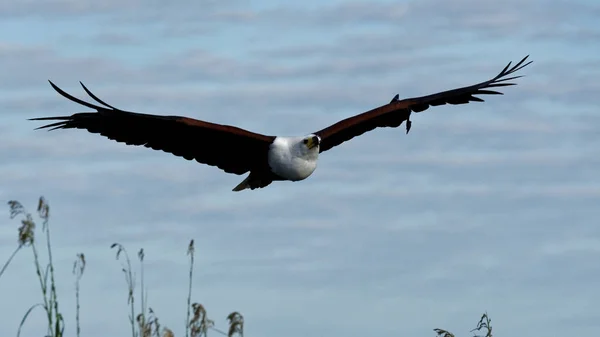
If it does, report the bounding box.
[1,0,599,336]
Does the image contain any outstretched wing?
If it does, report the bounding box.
[314,56,532,153]
[31,81,277,175]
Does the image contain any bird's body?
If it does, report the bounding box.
[31,56,532,191]
[232,135,321,191]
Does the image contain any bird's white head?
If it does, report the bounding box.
[301,134,321,153]
[285,134,320,162]
[268,134,321,181]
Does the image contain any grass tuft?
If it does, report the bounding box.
[5,197,65,337]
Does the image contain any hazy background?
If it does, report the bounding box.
[1,0,599,336]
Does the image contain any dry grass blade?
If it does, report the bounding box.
[138,312,152,337]
[189,303,214,337]
[73,253,86,337]
[433,328,455,337]
[138,248,148,336]
[1,201,35,279]
[37,196,50,222]
[162,328,175,337]
[8,200,26,219]
[111,242,137,337]
[226,312,244,337]
[36,196,64,337]
[0,245,21,279]
[8,199,36,248]
[16,211,35,247]
[16,303,46,337]
[186,239,195,337]
[470,312,493,337]
[142,308,161,337]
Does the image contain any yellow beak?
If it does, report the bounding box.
[306,136,318,149]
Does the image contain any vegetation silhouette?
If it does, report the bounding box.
[3,196,492,337]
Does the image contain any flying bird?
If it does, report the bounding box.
[31,56,532,191]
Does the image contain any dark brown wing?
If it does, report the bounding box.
[31,81,277,175]
[314,56,532,153]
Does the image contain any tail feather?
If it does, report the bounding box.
[232,175,251,192]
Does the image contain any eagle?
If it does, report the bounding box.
[31,56,532,191]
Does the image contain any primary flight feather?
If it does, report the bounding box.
[31,56,532,191]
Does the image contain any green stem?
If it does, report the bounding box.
[0,245,21,279]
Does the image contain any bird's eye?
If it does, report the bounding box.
[303,139,308,144]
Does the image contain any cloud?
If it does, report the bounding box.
[0,0,231,19]
[60,32,144,46]
[0,39,472,91]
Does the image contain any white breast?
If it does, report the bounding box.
[267,136,319,181]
